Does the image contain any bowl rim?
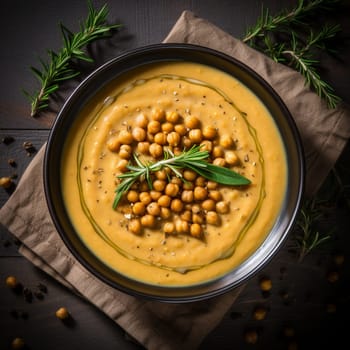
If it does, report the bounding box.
[44,43,305,302]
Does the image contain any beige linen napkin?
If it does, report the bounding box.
[1,10,350,350]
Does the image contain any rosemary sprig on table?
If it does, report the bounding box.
[243,0,342,108]
[24,1,121,117]
[113,145,251,209]
[293,198,332,262]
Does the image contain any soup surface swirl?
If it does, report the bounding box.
[61,61,287,286]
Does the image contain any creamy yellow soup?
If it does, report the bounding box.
[61,61,287,286]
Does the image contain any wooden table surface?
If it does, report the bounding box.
[1,1,350,349]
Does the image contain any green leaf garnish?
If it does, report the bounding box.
[113,145,250,209]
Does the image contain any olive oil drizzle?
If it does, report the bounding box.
[76,73,266,274]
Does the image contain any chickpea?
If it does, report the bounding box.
[139,181,149,192]
[253,307,267,321]
[55,307,70,320]
[213,157,226,167]
[326,303,337,314]
[188,129,202,143]
[209,190,223,202]
[202,125,217,140]
[155,169,168,180]
[153,179,166,192]
[167,131,181,146]
[182,136,192,149]
[287,342,299,350]
[175,219,189,233]
[147,202,161,216]
[131,127,146,142]
[195,176,206,187]
[183,181,194,190]
[225,151,239,165]
[146,132,154,143]
[283,326,295,338]
[207,181,218,190]
[154,132,167,145]
[166,111,180,123]
[151,108,165,122]
[132,202,146,216]
[244,330,258,345]
[130,183,138,190]
[192,213,204,224]
[212,145,224,158]
[165,183,179,197]
[171,177,183,186]
[181,190,194,203]
[141,214,156,228]
[191,204,201,214]
[220,134,234,148]
[200,140,212,152]
[158,195,171,207]
[139,192,152,205]
[206,211,220,225]
[150,191,162,201]
[194,186,207,201]
[147,120,161,134]
[116,159,128,172]
[174,124,187,136]
[149,143,163,158]
[184,115,200,129]
[135,113,149,128]
[160,207,172,219]
[164,222,175,234]
[173,147,182,156]
[202,199,216,211]
[334,253,345,266]
[119,144,132,159]
[259,277,272,291]
[161,122,174,133]
[5,276,18,289]
[327,271,339,283]
[137,141,150,154]
[129,218,142,234]
[181,210,192,222]
[11,337,25,350]
[190,223,202,238]
[127,190,139,203]
[118,130,133,144]
[216,201,230,214]
[171,199,184,212]
[107,137,120,152]
[183,169,197,181]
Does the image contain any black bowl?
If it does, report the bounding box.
[44,43,304,302]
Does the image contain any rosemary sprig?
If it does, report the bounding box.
[24,1,121,117]
[243,0,339,44]
[281,26,342,108]
[113,145,251,209]
[243,0,342,108]
[293,198,332,262]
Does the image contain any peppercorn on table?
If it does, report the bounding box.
[1,1,350,349]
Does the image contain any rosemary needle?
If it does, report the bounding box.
[294,198,332,262]
[243,0,342,108]
[25,1,121,117]
[113,145,250,209]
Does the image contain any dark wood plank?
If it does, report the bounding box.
[0,130,49,204]
[2,0,349,129]
[0,130,49,256]
[0,257,143,350]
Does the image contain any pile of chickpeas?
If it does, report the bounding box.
[107,108,240,238]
